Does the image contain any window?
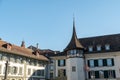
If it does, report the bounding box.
[88,46,93,52]
[10,57,15,63]
[50,65,54,70]
[58,60,65,66]
[19,67,22,75]
[107,58,114,66]
[97,45,101,51]
[63,69,66,76]
[99,70,104,78]
[95,71,99,78]
[94,60,98,67]
[98,59,103,66]
[104,70,116,78]
[68,49,78,57]
[13,67,17,74]
[50,72,53,78]
[89,70,116,79]
[50,59,54,64]
[37,70,44,76]
[105,44,110,50]
[11,66,18,74]
[72,66,76,72]
[37,70,41,76]
[8,66,11,74]
[89,60,94,67]
[58,69,66,77]
[28,68,31,75]
[16,58,21,63]
[108,70,116,78]
[88,58,114,68]
[88,71,95,79]
[33,69,36,76]
[73,50,77,54]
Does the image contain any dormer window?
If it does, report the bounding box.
[88,46,93,52]
[105,44,110,50]
[97,45,101,51]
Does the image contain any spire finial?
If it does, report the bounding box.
[73,14,75,28]
[73,15,76,37]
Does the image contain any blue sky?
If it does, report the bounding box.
[0,0,120,51]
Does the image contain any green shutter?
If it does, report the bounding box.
[88,60,90,67]
[58,60,60,66]
[95,71,99,78]
[64,60,66,66]
[104,70,108,78]
[88,71,91,79]
[103,59,107,66]
[94,60,98,67]
[113,70,116,78]
[112,58,114,66]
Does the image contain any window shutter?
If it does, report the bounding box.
[103,59,107,66]
[104,70,108,78]
[113,70,116,78]
[58,60,60,66]
[63,69,66,76]
[64,60,66,66]
[112,58,114,66]
[94,60,98,67]
[95,71,99,78]
[88,60,90,67]
[88,71,91,79]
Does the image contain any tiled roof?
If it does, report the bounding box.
[28,45,58,57]
[64,25,84,51]
[0,40,48,61]
[80,33,120,53]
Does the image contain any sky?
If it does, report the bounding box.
[0,0,120,51]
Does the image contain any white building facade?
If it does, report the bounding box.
[0,40,48,80]
[47,21,120,80]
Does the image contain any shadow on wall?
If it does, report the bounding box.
[28,69,45,80]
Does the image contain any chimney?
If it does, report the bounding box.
[7,43,12,50]
[21,41,25,48]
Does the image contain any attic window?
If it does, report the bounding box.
[105,44,110,50]
[88,46,93,52]
[97,45,101,51]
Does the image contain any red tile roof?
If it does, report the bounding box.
[0,40,48,61]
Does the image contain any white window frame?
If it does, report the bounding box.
[97,45,101,51]
[88,46,93,52]
[105,44,110,50]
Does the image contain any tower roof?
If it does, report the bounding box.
[64,19,84,51]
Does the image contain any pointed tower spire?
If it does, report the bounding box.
[21,40,25,48]
[64,18,84,51]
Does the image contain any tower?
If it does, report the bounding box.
[64,19,85,80]
[21,40,25,48]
